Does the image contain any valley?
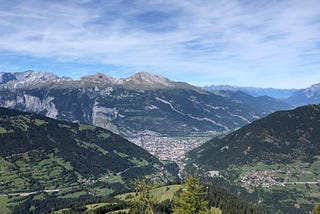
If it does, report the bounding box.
[129,135,212,174]
[0,71,290,163]
[1,71,320,213]
[1,0,320,213]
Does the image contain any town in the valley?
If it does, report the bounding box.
[130,135,210,160]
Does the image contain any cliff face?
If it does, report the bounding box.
[0,71,290,138]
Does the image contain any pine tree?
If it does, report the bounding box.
[172,175,208,214]
[313,203,320,214]
[129,178,157,214]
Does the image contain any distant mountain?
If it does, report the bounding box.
[0,70,68,89]
[203,85,297,99]
[211,90,290,114]
[187,104,320,213]
[205,83,320,107]
[286,83,320,106]
[0,107,178,213]
[0,71,196,91]
[0,71,290,140]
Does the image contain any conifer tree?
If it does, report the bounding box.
[313,203,320,214]
[129,178,157,214]
[172,175,208,214]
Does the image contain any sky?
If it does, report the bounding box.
[0,0,319,88]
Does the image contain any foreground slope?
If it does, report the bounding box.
[0,107,177,213]
[187,104,320,213]
[57,182,263,214]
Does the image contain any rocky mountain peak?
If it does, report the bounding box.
[126,72,174,88]
[302,83,320,98]
[81,72,118,84]
[1,70,198,91]
[286,82,320,106]
[0,72,17,84]
[0,70,60,88]
[81,71,182,89]
[307,83,320,91]
[15,70,59,82]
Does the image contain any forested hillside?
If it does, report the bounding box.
[187,104,320,213]
[0,107,178,213]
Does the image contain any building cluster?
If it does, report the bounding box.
[240,170,281,188]
[130,135,210,161]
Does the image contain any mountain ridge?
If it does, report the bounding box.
[0,70,69,89]
[0,70,199,91]
[0,107,178,212]
[188,104,320,169]
[203,84,298,99]
[186,104,320,213]
[286,83,320,106]
[0,71,291,142]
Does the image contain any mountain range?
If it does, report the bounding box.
[203,84,320,107]
[203,85,297,99]
[187,104,320,213]
[1,70,320,213]
[0,71,290,140]
[286,83,320,106]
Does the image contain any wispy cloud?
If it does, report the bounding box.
[0,0,319,88]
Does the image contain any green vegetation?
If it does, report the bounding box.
[60,174,261,214]
[187,104,320,214]
[34,119,47,126]
[129,157,148,166]
[98,131,111,139]
[76,139,109,155]
[150,185,181,202]
[219,160,320,213]
[0,107,178,213]
[208,207,222,214]
[116,184,180,202]
[0,127,7,133]
[172,175,208,214]
[313,203,320,214]
[118,175,260,214]
[0,195,9,213]
[129,179,157,214]
[85,202,111,211]
[114,150,129,158]
[79,124,96,131]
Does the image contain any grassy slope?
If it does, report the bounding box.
[0,107,176,213]
[116,184,181,202]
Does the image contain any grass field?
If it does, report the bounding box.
[150,185,181,201]
[116,184,181,202]
[55,185,182,214]
[0,195,9,213]
[56,183,222,214]
[0,151,78,194]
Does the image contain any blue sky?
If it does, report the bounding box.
[0,0,319,88]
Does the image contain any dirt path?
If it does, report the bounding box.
[2,189,60,197]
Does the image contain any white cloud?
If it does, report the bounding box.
[0,0,319,88]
